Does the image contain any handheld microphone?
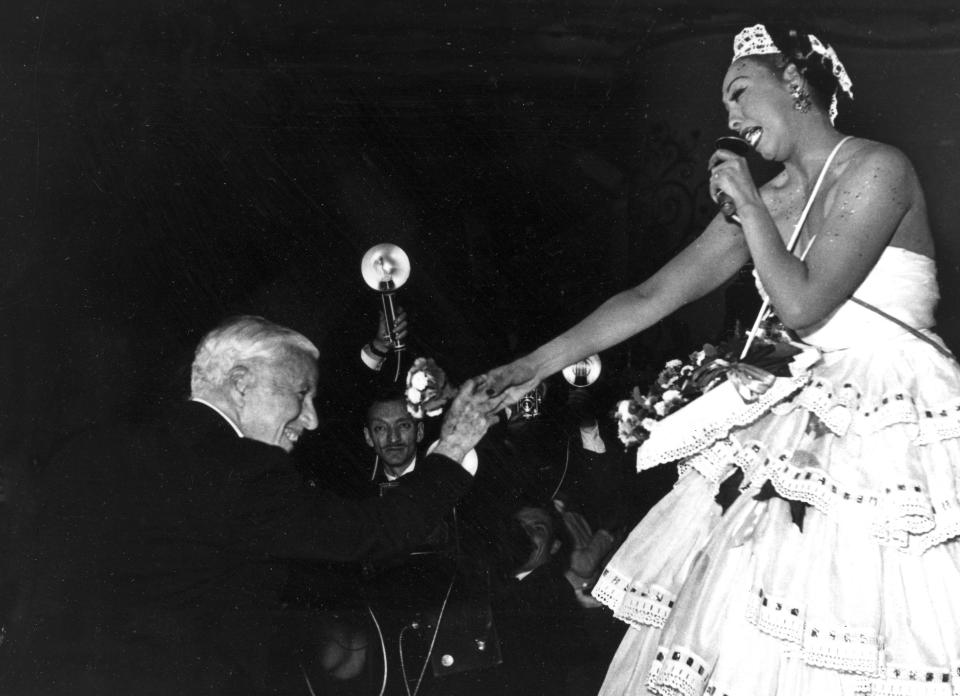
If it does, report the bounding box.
[713,136,752,222]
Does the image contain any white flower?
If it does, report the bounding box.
[406,386,422,404]
[654,401,667,417]
[662,389,681,403]
[641,417,658,432]
[410,371,429,391]
[665,359,683,370]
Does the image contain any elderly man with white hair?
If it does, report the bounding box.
[4,315,496,696]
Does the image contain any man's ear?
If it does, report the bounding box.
[363,427,375,448]
[227,365,254,403]
[416,421,424,443]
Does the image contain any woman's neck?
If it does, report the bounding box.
[781,125,847,183]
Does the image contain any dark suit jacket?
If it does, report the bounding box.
[490,561,588,696]
[3,401,472,695]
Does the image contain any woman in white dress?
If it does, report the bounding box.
[482,23,960,695]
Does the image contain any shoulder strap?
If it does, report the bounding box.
[788,135,854,259]
[849,297,955,361]
[740,135,853,359]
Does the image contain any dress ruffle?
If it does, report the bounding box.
[594,326,960,696]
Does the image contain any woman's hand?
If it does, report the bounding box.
[707,147,762,216]
[477,357,540,410]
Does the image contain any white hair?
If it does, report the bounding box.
[190,315,319,398]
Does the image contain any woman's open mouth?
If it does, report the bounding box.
[742,127,763,148]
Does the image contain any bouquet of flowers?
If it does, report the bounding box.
[405,357,458,418]
[614,317,804,448]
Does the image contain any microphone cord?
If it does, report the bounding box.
[368,605,389,696]
[549,436,572,502]
[401,574,455,696]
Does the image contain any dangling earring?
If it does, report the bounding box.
[790,82,811,113]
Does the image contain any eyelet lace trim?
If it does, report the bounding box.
[591,569,676,629]
[637,375,809,470]
[642,373,960,487]
[591,567,630,611]
[615,583,675,629]
[670,431,960,553]
[854,390,919,435]
[764,457,957,551]
[685,438,766,485]
[909,503,960,556]
[916,399,960,445]
[651,413,960,554]
[745,587,883,675]
[792,377,854,435]
[848,661,960,696]
[744,587,805,644]
[647,645,711,696]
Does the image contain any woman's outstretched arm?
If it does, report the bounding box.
[483,217,751,405]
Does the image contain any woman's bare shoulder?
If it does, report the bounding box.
[837,137,915,180]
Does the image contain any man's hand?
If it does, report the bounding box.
[430,378,499,464]
[372,308,408,354]
[555,502,615,608]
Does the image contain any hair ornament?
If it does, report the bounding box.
[731,24,780,61]
[731,23,854,124]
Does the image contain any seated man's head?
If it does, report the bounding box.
[190,315,319,452]
[363,394,423,478]
[507,505,562,576]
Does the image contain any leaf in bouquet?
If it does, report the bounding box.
[742,341,802,377]
[689,358,731,392]
[677,377,703,399]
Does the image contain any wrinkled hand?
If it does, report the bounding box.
[476,358,540,411]
[372,307,408,353]
[431,378,500,464]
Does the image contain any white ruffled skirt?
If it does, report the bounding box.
[593,330,960,696]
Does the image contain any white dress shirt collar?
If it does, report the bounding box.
[383,456,417,481]
[191,397,244,438]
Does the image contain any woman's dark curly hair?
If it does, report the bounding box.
[750,25,846,116]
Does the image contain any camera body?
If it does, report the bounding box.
[517,388,542,419]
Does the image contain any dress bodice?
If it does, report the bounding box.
[754,246,940,351]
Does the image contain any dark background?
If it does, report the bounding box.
[2,0,960,484]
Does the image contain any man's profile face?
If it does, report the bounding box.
[238,349,319,452]
[364,399,423,473]
[513,506,559,573]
